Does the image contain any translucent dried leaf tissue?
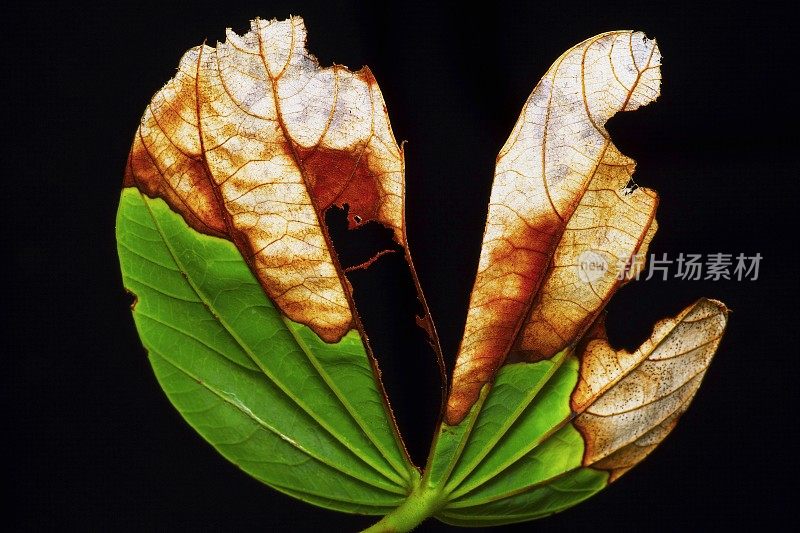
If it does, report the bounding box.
[117,16,728,531]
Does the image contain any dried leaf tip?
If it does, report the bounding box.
[124,16,405,342]
[572,297,728,480]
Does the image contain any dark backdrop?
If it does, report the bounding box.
[6,0,797,530]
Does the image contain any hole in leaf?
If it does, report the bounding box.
[622,178,639,196]
[325,205,442,466]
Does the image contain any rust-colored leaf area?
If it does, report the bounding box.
[296,144,383,229]
[572,298,728,480]
[124,17,405,342]
[447,32,662,423]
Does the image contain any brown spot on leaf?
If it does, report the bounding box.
[297,145,381,229]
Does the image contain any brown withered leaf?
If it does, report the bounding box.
[447,32,661,423]
[124,17,406,342]
[573,298,728,480]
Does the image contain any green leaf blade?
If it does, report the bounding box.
[447,356,580,499]
[443,353,567,493]
[117,188,415,512]
[283,321,414,482]
[428,354,610,524]
[437,468,608,527]
[149,352,401,514]
[446,425,586,508]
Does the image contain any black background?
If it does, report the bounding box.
[6,0,798,531]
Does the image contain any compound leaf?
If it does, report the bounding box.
[118,19,728,531]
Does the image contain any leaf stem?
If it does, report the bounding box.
[362,477,445,533]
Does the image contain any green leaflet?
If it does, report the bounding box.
[427,355,608,525]
[116,188,416,514]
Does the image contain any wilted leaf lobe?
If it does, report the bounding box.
[572,298,728,478]
[448,31,662,423]
[125,17,405,342]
